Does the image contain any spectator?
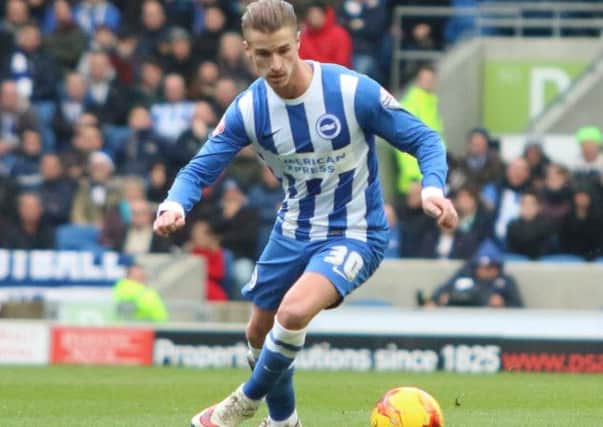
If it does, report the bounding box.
[247,165,284,255]
[171,101,216,175]
[493,157,531,243]
[73,0,121,36]
[68,124,104,165]
[193,5,228,63]
[506,191,556,259]
[405,22,436,52]
[113,264,168,322]
[419,186,493,259]
[150,73,195,141]
[449,128,504,202]
[137,0,169,58]
[383,203,401,259]
[0,0,31,63]
[80,49,129,125]
[115,106,166,177]
[8,23,59,102]
[188,60,220,101]
[339,0,387,81]
[216,179,259,288]
[299,2,352,67]
[39,153,76,226]
[522,139,550,188]
[224,145,262,193]
[131,57,164,107]
[70,150,121,226]
[559,184,603,261]
[10,128,42,190]
[394,64,444,198]
[187,218,230,301]
[161,27,196,83]
[52,72,88,150]
[100,175,146,247]
[426,240,523,308]
[0,173,17,228]
[571,126,603,182]
[146,161,170,203]
[1,191,55,249]
[213,77,239,117]
[106,198,172,254]
[539,163,572,227]
[0,80,39,174]
[217,32,255,85]
[398,181,436,258]
[109,27,140,86]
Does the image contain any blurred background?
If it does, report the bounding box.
[0,0,601,373]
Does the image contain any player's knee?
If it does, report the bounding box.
[275,303,311,330]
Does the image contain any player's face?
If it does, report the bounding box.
[244,26,300,89]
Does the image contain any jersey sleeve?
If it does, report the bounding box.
[355,75,447,191]
[165,98,250,213]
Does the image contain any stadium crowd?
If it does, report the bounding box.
[0,0,601,302]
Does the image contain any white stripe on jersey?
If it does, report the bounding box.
[340,74,369,241]
[267,86,299,238]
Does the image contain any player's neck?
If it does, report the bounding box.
[271,60,313,100]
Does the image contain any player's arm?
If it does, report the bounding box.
[355,76,458,230]
[154,100,250,237]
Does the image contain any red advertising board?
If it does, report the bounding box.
[51,326,154,366]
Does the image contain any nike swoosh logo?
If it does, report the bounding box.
[261,128,281,139]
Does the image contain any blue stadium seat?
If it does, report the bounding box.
[539,254,585,263]
[503,253,530,262]
[55,225,105,252]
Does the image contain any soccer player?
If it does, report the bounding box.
[153,1,458,426]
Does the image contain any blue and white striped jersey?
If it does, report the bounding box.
[166,62,447,242]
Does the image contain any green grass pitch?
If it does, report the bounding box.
[0,366,601,426]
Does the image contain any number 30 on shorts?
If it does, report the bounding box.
[324,246,364,281]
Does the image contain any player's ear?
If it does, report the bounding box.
[296,30,301,50]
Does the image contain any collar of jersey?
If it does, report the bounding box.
[264,60,320,106]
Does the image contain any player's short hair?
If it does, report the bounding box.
[241,0,298,36]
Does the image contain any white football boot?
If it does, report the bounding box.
[190,385,261,427]
[258,411,301,427]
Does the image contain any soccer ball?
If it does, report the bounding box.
[370,386,444,427]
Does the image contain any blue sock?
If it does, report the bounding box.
[266,365,295,421]
[243,320,306,401]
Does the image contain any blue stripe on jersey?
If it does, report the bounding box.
[364,137,386,232]
[276,173,296,235]
[254,82,277,154]
[321,67,350,150]
[327,170,355,235]
[295,178,321,240]
[286,104,313,153]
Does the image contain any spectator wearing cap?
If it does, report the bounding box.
[571,126,603,181]
[150,73,195,142]
[1,191,55,250]
[43,0,88,73]
[161,27,196,83]
[73,0,121,36]
[506,190,556,260]
[426,240,523,308]
[70,150,121,226]
[299,2,352,67]
[559,184,603,261]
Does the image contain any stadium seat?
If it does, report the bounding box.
[55,225,105,252]
[503,253,530,262]
[539,254,585,263]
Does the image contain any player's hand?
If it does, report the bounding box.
[153,205,186,237]
[422,196,459,232]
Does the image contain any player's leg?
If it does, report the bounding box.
[246,305,298,427]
